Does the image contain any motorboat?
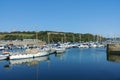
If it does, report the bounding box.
[0,52,9,60]
[55,47,66,53]
[9,56,49,66]
[9,48,49,60]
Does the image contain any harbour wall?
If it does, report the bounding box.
[0,40,46,46]
[107,44,120,54]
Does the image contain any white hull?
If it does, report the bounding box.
[0,46,5,50]
[0,56,7,60]
[78,44,89,48]
[33,51,49,57]
[10,54,33,60]
[9,51,49,60]
[0,54,9,60]
[10,56,49,65]
[55,48,66,53]
[56,50,65,53]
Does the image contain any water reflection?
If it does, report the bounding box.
[55,53,65,60]
[4,64,10,69]
[4,56,50,69]
[107,51,120,62]
[2,48,120,80]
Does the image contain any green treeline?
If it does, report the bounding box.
[0,31,106,42]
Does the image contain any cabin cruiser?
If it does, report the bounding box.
[0,46,5,50]
[9,48,49,60]
[9,56,49,66]
[0,55,8,60]
[55,47,66,53]
[0,52,9,60]
[78,43,89,48]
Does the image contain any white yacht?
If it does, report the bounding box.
[0,52,9,60]
[9,56,49,65]
[0,46,5,50]
[78,43,89,48]
[55,47,66,53]
[9,48,49,60]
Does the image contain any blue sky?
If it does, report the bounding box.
[0,0,120,37]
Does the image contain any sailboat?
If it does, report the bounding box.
[9,31,49,60]
[47,32,66,54]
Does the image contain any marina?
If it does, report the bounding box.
[1,0,120,79]
[0,40,105,60]
[1,47,120,80]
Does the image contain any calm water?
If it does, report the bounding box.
[1,48,120,80]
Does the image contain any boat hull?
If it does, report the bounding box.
[33,51,49,57]
[0,55,9,60]
[9,51,49,60]
[10,54,33,60]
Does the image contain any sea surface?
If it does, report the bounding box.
[1,48,120,80]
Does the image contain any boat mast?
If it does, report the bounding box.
[79,34,81,43]
[47,32,64,44]
[35,30,38,45]
[72,34,75,42]
[47,32,50,44]
[64,33,66,43]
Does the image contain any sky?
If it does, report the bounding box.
[0,0,120,37]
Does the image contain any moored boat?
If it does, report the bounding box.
[55,47,66,53]
[33,51,49,57]
[0,55,8,60]
[9,53,33,60]
[9,56,49,65]
[9,48,49,60]
[0,52,9,60]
